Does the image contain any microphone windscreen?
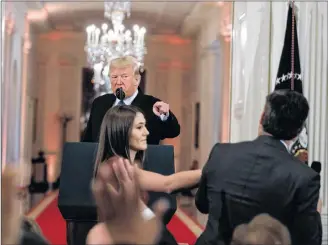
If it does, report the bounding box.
[311,161,321,174]
[115,87,125,101]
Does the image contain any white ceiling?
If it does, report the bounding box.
[30,1,200,35]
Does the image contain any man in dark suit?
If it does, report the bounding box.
[83,55,180,144]
[195,90,322,245]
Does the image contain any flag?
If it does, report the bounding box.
[274,3,308,161]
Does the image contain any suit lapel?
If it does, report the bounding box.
[131,90,144,107]
[107,94,117,108]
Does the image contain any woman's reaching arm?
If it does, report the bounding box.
[136,167,201,193]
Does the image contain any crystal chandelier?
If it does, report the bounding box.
[104,1,131,24]
[85,1,147,69]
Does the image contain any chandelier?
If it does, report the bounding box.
[104,1,131,23]
[85,1,147,69]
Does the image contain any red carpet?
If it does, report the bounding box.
[30,193,202,245]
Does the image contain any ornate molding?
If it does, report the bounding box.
[23,27,32,54]
[156,60,191,71]
[25,1,44,11]
[218,2,232,42]
[5,14,15,35]
[181,2,212,37]
[23,40,32,54]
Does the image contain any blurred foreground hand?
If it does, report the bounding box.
[2,167,22,244]
[87,157,168,245]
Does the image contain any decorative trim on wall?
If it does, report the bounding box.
[157,60,191,71]
[5,13,15,35]
[194,102,200,149]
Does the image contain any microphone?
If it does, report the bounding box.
[311,161,321,174]
[115,87,125,101]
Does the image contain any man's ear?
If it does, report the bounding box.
[258,111,265,135]
[259,111,265,125]
[134,75,141,86]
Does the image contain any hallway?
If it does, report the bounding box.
[1,1,328,245]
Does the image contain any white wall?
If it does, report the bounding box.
[192,3,232,169]
[0,0,4,162]
[230,2,271,143]
[231,2,328,243]
[1,1,35,212]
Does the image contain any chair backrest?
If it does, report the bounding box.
[58,142,177,223]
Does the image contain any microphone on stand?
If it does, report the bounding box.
[115,87,125,102]
[311,161,321,174]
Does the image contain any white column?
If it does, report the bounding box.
[230,2,271,143]
[198,45,215,168]
[19,17,32,190]
[1,13,15,169]
[161,62,183,171]
[41,54,61,183]
[0,0,4,159]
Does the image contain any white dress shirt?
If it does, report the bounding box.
[280,140,290,152]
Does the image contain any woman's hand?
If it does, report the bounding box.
[89,157,169,245]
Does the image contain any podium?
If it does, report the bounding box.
[58,142,177,245]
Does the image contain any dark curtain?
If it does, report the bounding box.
[139,69,146,93]
[80,67,95,140]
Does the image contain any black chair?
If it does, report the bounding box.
[58,142,177,245]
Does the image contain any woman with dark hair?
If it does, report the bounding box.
[89,105,201,245]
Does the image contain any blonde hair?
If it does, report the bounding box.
[109,56,140,79]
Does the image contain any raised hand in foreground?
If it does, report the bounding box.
[1,167,22,245]
[87,157,168,245]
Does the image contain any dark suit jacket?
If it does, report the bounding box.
[83,91,180,144]
[195,135,322,245]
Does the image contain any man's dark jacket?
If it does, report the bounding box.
[83,91,180,144]
[195,135,322,245]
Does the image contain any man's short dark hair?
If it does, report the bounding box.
[261,90,309,140]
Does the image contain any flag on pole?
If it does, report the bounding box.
[274,3,308,161]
